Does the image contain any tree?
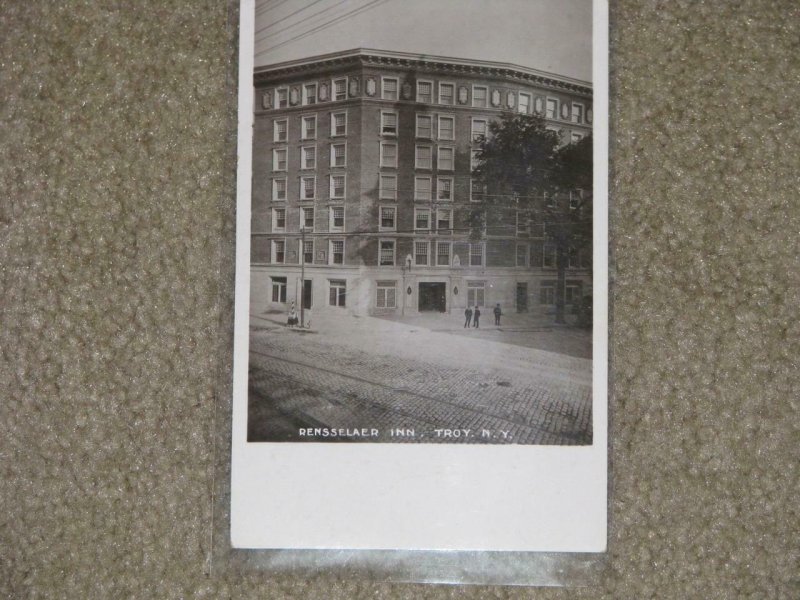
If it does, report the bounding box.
[471,113,592,324]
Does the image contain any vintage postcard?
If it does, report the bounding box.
[231,0,607,552]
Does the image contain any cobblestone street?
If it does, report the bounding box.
[248,312,592,445]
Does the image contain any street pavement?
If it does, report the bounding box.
[248,309,593,445]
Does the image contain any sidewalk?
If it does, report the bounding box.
[376,310,592,359]
[250,306,591,386]
[380,309,571,331]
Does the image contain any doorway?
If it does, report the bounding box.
[418,282,446,312]
[516,282,528,312]
[302,279,313,309]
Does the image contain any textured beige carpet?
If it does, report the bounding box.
[2,1,798,597]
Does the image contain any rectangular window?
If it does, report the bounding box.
[303,83,317,105]
[380,206,396,231]
[516,211,530,235]
[376,281,397,308]
[540,283,555,305]
[302,207,314,230]
[543,244,556,268]
[437,177,453,201]
[438,116,454,140]
[379,240,395,266]
[273,148,287,171]
[380,142,397,168]
[333,78,347,101]
[436,208,452,232]
[472,86,488,108]
[546,97,558,119]
[438,146,454,171]
[571,102,584,124]
[518,92,531,114]
[330,143,346,167]
[467,281,485,307]
[470,150,481,171]
[303,240,314,264]
[380,175,397,200]
[272,178,287,201]
[381,111,398,135]
[272,240,285,264]
[436,242,451,266]
[300,176,316,200]
[566,283,582,305]
[415,145,432,169]
[544,191,555,208]
[568,246,579,268]
[416,114,433,138]
[330,206,345,232]
[382,77,398,100]
[330,242,344,266]
[276,88,288,108]
[331,112,347,136]
[471,119,487,142]
[271,276,287,303]
[438,82,454,105]
[416,80,433,103]
[329,279,346,305]
[301,145,316,169]
[272,208,286,232]
[273,119,288,142]
[414,208,430,230]
[414,240,429,266]
[470,179,486,202]
[516,243,529,267]
[569,189,581,210]
[330,174,345,199]
[302,115,317,139]
[469,242,484,266]
[414,177,431,201]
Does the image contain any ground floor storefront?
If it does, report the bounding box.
[250,264,592,319]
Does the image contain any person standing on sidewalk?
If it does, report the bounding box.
[464,306,473,328]
[493,303,502,326]
[473,306,481,328]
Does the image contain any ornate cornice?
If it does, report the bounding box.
[254,48,592,96]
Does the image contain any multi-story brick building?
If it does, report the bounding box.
[251,48,592,318]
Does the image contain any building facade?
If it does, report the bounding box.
[251,49,592,318]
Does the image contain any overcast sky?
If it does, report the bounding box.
[253,0,592,82]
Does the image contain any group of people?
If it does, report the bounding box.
[464,304,502,328]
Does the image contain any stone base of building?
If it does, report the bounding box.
[251,264,592,321]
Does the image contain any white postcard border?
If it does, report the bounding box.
[231,0,608,552]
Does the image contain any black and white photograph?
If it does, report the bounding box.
[247,0,595,445]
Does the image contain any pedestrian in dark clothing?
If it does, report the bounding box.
[494,303,502,326]
[464,307,473,328]
[473,306,481,328]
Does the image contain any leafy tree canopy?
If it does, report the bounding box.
[472,112,593,203]
[470,112,594,324]
[472,113,561,201]
[551,132,593,197]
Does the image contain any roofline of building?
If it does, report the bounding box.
[254,48,592,95]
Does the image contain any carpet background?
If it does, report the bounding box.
[2,1,798,598]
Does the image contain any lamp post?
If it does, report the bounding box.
[401,254,412,316]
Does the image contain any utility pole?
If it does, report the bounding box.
[300,226,305,328]
[401,258,405,317]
